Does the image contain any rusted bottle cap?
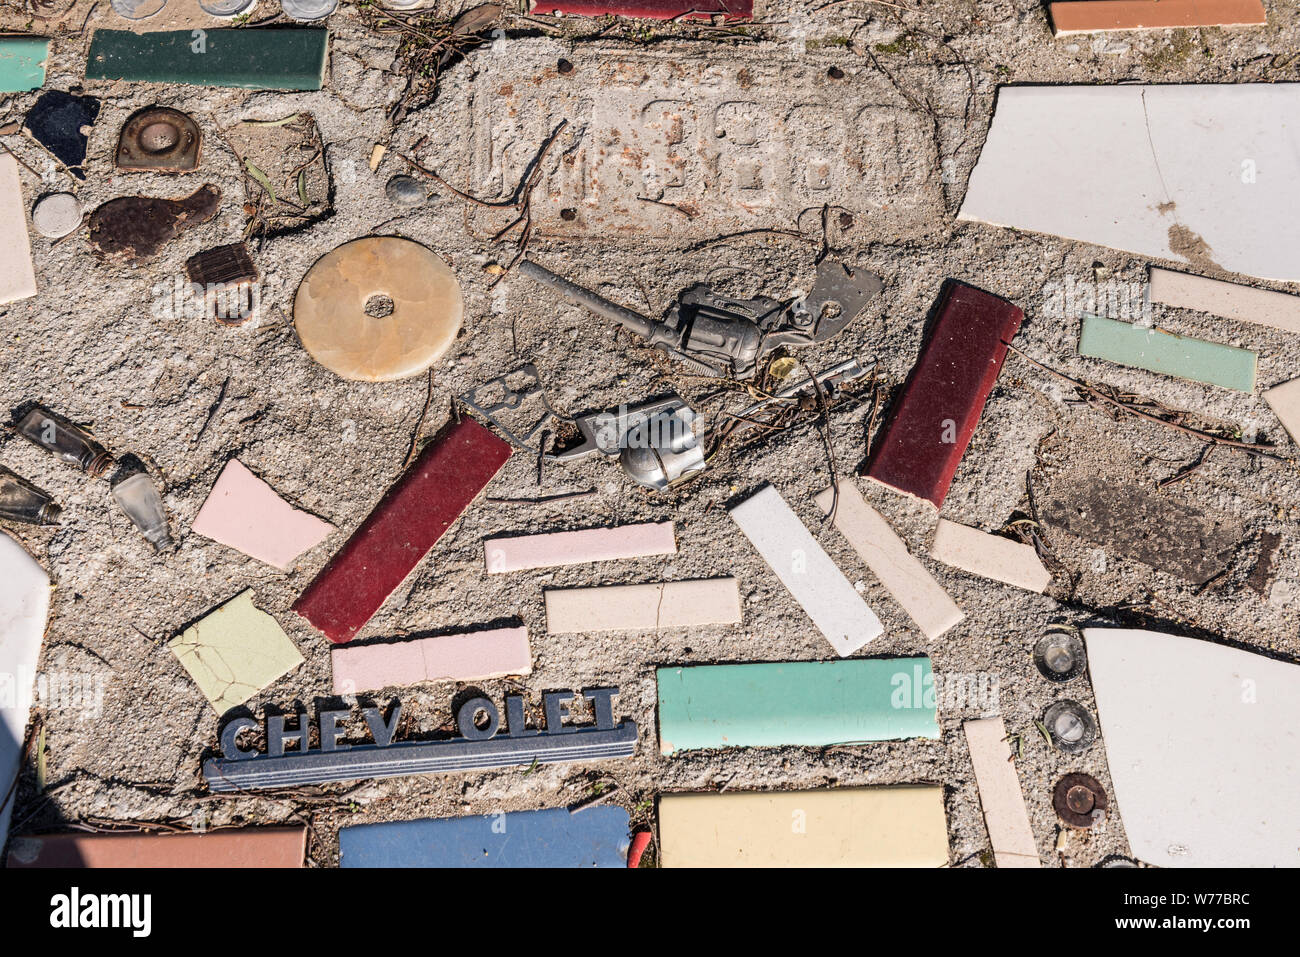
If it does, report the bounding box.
[1053,773,1108,830]
[1043,699,1096,753]
[1034,629,1086,681]
[115,107,201,173]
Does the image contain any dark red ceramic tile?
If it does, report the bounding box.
[539,0,751,21]
[293,418,512,643]
[862,282,1023,509]
[6,827,307,868]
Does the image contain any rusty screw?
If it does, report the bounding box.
[1053,773,1108,829]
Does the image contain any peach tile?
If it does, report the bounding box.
[6,827,307,867]
[332,626,531,692]
[192,459,334,570]
[545,579,741,633]
[931,519,1052,593]
[815,481,962,640]
[1050,0,1266,35]
[484,521,676,573]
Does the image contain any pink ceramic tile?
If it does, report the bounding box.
[332,626,531,692]
[484,521,676,573]
[192,459,334,570]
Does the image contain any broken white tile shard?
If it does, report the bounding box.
[484,521,676,573]
[730,484,883,656]
[963,717,1040,869]
[959,85,1300,282]
[191,459,333,571]
[1149,267,1300,336]
[1084,627,1300,868]
[545,578,740,634]
[1264,378,1300,445]
[814,481,962,640]
[0,153,37,305]
[931,519,1051,593]
[0,532,51,848]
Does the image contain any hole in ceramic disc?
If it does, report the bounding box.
[364,294,395,319]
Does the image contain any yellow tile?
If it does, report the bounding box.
[660,786,949,867]
[168,590,303,714]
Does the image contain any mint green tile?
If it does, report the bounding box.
[657,658,939,754]
[85,29,327,91]
[0,38,48,92]
[1078,314,1256,393]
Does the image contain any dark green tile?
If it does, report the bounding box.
[85,29,327,91]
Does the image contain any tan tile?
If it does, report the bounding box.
[0,154,36,305]
[815,481,962,640]
[1149,267,1300,336]
[964,717,1040,868]
[660,787,949,867]
[545,578,740,633]
[931,519,1051,593]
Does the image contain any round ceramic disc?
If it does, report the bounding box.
[110,0,165,17]
[280,0,336,19]
[294,237,463,382]
[200,0,256,15]
[32,193,82,239]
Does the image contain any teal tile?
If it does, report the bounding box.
[0,38,48,92]
[1078,314,1256,393]
[657,658,939,754]
[84,29,327,91]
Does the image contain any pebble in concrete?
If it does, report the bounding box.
[385,174,427,207]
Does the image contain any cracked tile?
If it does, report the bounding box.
[167,590,303,715]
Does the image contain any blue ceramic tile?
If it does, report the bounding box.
[339,806,630,868]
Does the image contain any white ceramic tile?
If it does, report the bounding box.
[960,85,1300,282]
[0,532,50,848]
[1084,627,1300,867]
[731,484,883,656]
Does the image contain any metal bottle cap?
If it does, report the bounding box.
[1034,630,1086,681]
[280,0,336,19]
[1053,773,1108,830]
[1043,699,1097,753]
[200,0,256,14]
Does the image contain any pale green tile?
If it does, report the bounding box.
[657,658,939,754]
[1078,314,1256,393]
[0,38,48,93]
[168,590,303,714]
